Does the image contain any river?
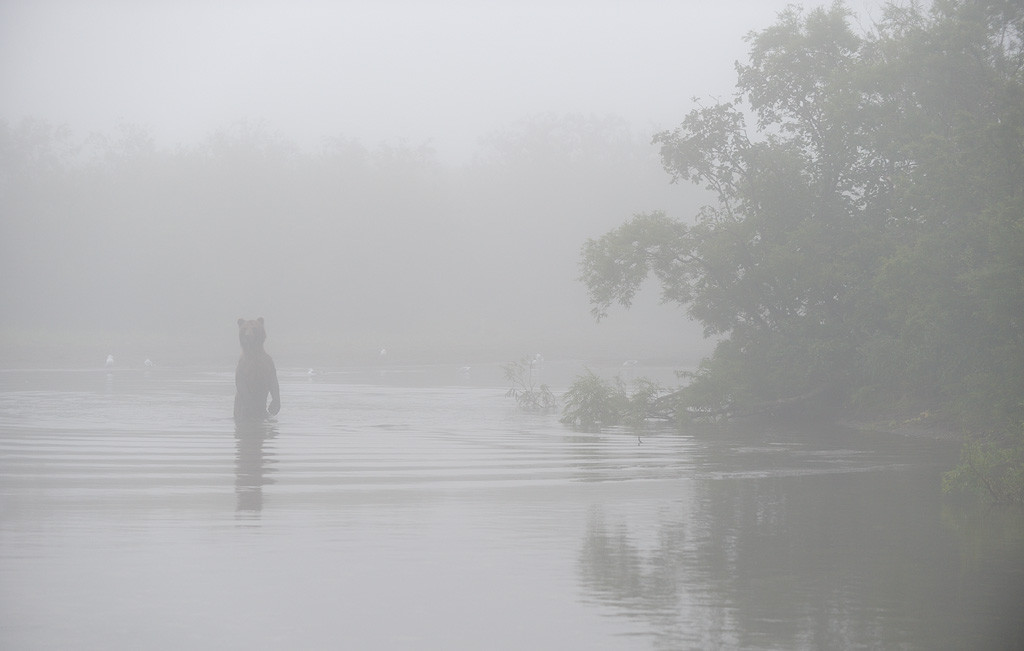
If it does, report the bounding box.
[1,364,1022,650]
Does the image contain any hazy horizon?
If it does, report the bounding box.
[1,1,889,369]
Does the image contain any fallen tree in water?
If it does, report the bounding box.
[559,372,829,429]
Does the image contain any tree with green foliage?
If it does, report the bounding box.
[577,0,1024,498]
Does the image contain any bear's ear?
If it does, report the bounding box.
[257,317,265,324]
[238,318,246,326]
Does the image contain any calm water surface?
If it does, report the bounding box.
[1,365,1022,650]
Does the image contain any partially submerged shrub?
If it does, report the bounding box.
[560,370,672,432]
[943,425,1024,505]
[503,358,557,413]
[559,370,628,431]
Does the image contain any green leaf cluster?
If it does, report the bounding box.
[559,370,669,432]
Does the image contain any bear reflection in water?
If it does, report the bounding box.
[234,317,281,421]
[234,420,276,515]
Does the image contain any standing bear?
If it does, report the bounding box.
[234,317,281,421]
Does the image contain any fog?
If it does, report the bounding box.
[0,0,886,368]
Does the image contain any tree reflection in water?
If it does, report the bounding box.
[578,507,697,649]
[233,421,277,517]
[578,470,1024,650]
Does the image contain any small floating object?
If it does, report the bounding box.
[105,354,115,368]
[144,358,154,368]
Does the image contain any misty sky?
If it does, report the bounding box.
[1,0,887,162]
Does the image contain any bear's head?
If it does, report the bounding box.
[237,317,267,351]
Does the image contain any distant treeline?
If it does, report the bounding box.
[0,114,704,365]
